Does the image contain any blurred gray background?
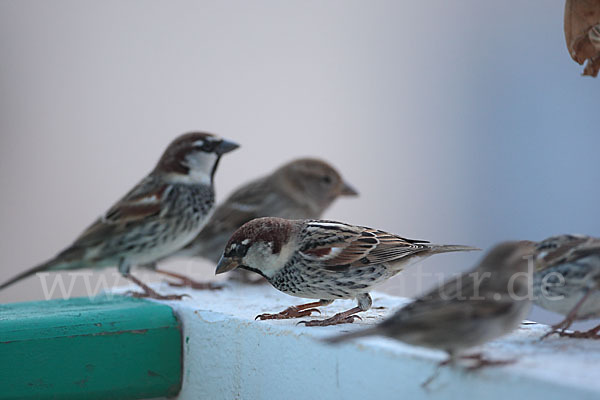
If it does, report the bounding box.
[1,1,599,328]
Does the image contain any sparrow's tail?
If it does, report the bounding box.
[322,326,381,345]
[0,250,81,291]
[0,259,57,290]
[426,244,480,255]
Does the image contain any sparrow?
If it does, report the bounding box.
[168,157,358,286]
[215,217,479,326]
[0,132,239,300]
[533,234,600,339]
[564,0,600,77]
[325,241,535,385]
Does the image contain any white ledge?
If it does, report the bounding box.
[116,283,600,400]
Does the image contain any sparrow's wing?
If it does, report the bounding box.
[553,243,600,285]
[559,242,600,263]
[535,235,595,270]
[73,176,170,247]
[299,221,431,269]
[384,272,516,332]
[385,296,516,334]
[1,176,172,278]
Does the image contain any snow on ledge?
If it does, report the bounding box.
[114,282,600,400]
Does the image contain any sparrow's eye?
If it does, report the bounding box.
[321,175,332,185]
[226,242,249,258]
[193,140,216,153]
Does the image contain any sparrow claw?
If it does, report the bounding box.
[540,329,558,340]
[122,290,143,297]
[422,355,512,388]
[540,319,575,340]
[297,315,359,327]
[557,328,600,339]
[126,290,190,301]
[304,308,321,315]
[255,306,320,320]
[464,357,516,371]
[254,313,276,320]
[158,293,190,301]
[167,280,223,290]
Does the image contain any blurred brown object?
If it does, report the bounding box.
[564,0,600,77]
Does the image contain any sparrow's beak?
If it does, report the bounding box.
[215,256,241,275]
[215,139,240,155]
[339,181,359,196]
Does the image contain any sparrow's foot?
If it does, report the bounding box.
[127,290,189,301]
[461,353,516,371]
[255,306,321,320]
[541,329,563,340]
[167,279,223,290]
[540,318,575,340]
[297,307,363,327]
[541,290,592,340]
[421,358,453,389]
[558,325,600,339]
[124,273,189,301]
[155,269,223,290]
[297,315,361,327]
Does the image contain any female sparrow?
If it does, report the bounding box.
[534,234,600,339]
[0,132,239,300]
[215,217,478,326]
[326,241,535,385]
[170,158,358,286]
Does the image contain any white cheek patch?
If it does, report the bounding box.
[244,241,294,278]
[179,152,218,184]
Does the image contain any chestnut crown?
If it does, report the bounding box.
[155,132,239,183]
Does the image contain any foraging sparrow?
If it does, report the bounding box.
[0,132,239,299]
[533,234,600,339]
[170,158,358,285]
[326,241,535,383]
[215,217,479,326]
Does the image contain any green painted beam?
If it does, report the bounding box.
[0,295,182,400]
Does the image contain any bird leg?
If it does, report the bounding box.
[421,352,515,389]
[124,273,189,300]
[558,324,600,339]
[541,289,593,339]
[460,353,516,371]
[155,269,223,290]
[421,357,453,389]
[297,306,363,327]
[255,300,332,320]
